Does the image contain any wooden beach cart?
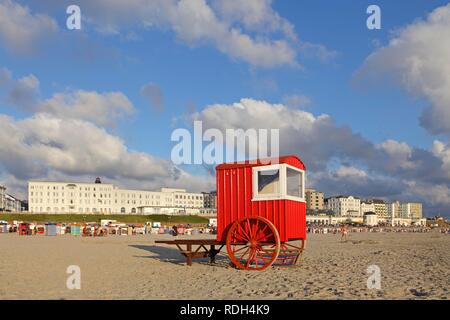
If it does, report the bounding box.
[156,155,307,271]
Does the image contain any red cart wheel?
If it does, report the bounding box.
[226,217,280,271]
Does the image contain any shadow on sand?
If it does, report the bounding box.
[129,244,230,268]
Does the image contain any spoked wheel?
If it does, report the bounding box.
[278,239,305,266]
[226,217,280,271]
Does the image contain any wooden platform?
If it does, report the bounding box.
[155,239,225,266]
[155,239,305,267]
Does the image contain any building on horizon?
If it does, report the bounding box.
[361,199,388,222]
[200,191,217,216]
[388,200,402,219]
[402,202,423,220]
[0,185,5,211]
[4,194,22,212]
[361,200,375,214]
[372,199,389,221]
[388,200,424,226]
[21,200,29,212]
[308,197,425,227]
[388,201,423,219]
[202,191,217,209]
[325,195,361,217]
[305,188,324,213]
[27,179,209,215]
[363,212,378,226]
[0,185,24,213]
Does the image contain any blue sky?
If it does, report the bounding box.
[0,0,446,152]
[0,0,450,216]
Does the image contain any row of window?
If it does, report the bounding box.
[28,205,205,213]
[29,198,202,206]
[29,186,205,201]
[175,194,203,200]
[29,192,180,201]
[30,185,113,192]
[29,207,113,213]
[30,192,113,198]
[119,193,162,199]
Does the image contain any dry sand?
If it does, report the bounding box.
[0,232,448,300]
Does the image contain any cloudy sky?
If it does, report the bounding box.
[0,0,449,217]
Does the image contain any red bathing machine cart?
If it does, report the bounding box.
[156,155,307,271]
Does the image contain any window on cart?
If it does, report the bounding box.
[253,164,305,202]
[257,169,280,195]
[286,167,303,198]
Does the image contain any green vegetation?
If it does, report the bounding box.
[0,213,209,225]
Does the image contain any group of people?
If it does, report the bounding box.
[306,224,349,241]
[307,224,434,237]
[168,224,217,236]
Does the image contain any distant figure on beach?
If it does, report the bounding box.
[340,225,348,241]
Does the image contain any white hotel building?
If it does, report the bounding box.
[28,179,205,215]
[326,196,361,217]
[0,185,5,211]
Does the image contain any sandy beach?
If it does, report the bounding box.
[0,232,448,300]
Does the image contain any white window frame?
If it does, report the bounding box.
[284,164,305,202]
[252,164,305,203]
[252,164,282,201]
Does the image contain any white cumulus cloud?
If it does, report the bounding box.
[40,90,135,127]
[0,113,214,198]
[0,0,58,52]
[29,0,335,68]
[355,4,450,135]
[0,68,135,127]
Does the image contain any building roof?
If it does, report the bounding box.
[306,189,323,194]
[216,155,306,170]
[29,180,114,186]
[326,195,361,200]
[160,188,187,193]
[6,194,21,201]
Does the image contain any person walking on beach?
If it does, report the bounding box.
[340,224,348,241]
